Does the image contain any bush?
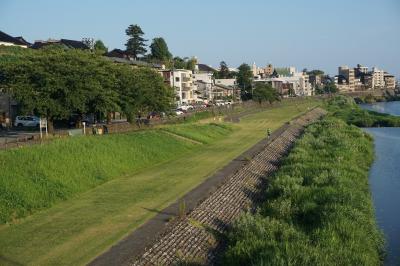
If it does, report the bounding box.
[325,95,400,127]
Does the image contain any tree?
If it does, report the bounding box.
[125,24,147,59]
[171,56,196,70]
[237,63,253,100]
[0,47,120,131]
[253,82,280,105]
[115,66,174,122]
[218,61,232,79]
[307,69,324,76]
[324,82,338,94]
[150,37,172,62]
[94,40,108,55]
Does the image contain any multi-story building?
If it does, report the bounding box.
[264,64,274,76]
[355,64,368,77]
[214,78,237,87]
[193,72,213,101]
[159,69,197,106]
[338,66,355,91]
[372,67,385,89]
[384,74,396,90]
[254,71,312,97]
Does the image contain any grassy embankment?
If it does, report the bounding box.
[0,98,320,266]
[0,123,232,224]
[223,117,385,265]
[325,95,400,127]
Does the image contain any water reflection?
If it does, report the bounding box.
[360,101,400,266]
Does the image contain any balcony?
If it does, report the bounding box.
[182,76,191,82]
[182,84,192,91]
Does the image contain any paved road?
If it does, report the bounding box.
[0,130,38,145]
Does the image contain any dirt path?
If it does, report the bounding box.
[89,108,326,266]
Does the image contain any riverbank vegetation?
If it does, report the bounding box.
[223,117,384,265]
[326,95,400,127]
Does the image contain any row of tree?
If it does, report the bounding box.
[124,24,198,70]
[0,46,174,132]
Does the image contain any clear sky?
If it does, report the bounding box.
[1,0,399,77]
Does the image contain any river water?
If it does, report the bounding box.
[361,101,400,266]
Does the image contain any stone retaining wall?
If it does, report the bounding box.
[127,108,327,266]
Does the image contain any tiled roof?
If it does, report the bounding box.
[0,30,27,46]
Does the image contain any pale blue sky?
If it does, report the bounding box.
[1,0,399,77]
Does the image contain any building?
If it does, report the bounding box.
[30,39,89,49]
[193,72,213,101]
[159,69,197,106]
[264,64,274,76]
[214,79,237,87]
[372,67,385,89]
[355,64,368,77]
[254,73,312,97]
[0,30,29,48]
[338,66,355,91]
[384,74,396,90]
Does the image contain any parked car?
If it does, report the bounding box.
[179,105,194,111]
[215,100,226,106]
[14,116,40,127]
[175,110,184,115]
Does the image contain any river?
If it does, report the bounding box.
[361,101,400,266]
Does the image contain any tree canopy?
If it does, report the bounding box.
[0,46,174,131]
[150,37,172,62]
[253,82,280,104]
[171,56,197,70]
[307,69,324,76]
[125,24,147,59]
[237,63,253,100]
[94,40,108,55]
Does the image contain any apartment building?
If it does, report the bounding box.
[384,74,396,90]
[193,72,213,101]
[159,69,197,106]
[214,78,237,87]
[372,67,385,89]
[338,66,355,91]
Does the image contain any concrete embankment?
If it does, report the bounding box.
[90,107,327,266]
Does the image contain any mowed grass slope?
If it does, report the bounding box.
[223,118,384,265]
[0,124,232,223]
[0,99,320,266]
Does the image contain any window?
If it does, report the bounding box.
[175,77,180,82]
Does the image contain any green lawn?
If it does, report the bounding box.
[0,98,320,266]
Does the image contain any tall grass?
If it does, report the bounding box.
[326,95,400,127]
[223,118,384,265]
[0,123,232,224]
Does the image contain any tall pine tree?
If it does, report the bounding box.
[150,37,172,62]
[125,24,147,59]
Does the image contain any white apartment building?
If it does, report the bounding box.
[193,72,213,100]
[254,73,312,97]
[159,69,197,106]
[372,67,385,89]
[214,78,237,87]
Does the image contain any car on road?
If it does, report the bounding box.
[14,116,40,127]
[179,105,194,111]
